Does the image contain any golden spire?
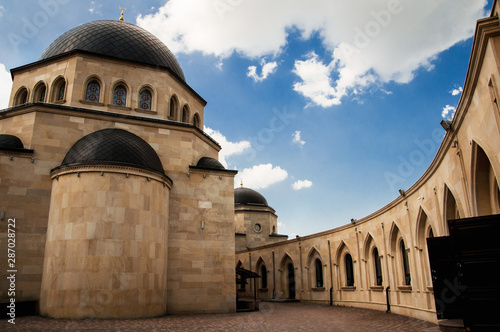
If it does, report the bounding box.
[240,179,243,187]
[119,6,127,22]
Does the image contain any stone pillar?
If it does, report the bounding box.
[39,167,170,319]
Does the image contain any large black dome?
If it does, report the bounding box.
[234,187,268,206]
[196,157,225,170]
[0,134,24,150]
[59,128,165,175]
[40,20,185,81]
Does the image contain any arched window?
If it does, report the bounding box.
[315,258,323,288]
[182,105,189,122]
[139,89,152,110]
[51,77,66,102]
[169,96,178,119]
[193,113,200,128]
[34,83,46,102]
[85,80,100,102]
[14,87,28,106]
[401,240,411,285]
[260,265,267,289]
[373,247,383,286]
[113,85,127,106]
[345,253,354,286]
[57,81,66,101]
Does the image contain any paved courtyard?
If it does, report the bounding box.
[1,302,438,331]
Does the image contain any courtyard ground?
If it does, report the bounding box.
[1,302,438,331]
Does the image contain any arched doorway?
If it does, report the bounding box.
[287,263,295,299]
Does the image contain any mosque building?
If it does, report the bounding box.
[2,1,500,325]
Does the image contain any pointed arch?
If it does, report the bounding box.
[443,183,463,235]
[182,104,190,123]
[279,252,295,268]
[334,240,349,266]
[306,247,323,263]
[471,140,500,216]
[255,257,268,289]
[388,221,406,254]
[193,113,201,128]
[306,247,324,289]
[415,207,435,287]
[335,241,355,287]
[415,207,433,249]
[388,221,411,286]
[280,253,296,299]
[363,233,383,287]
[363,233,375,261]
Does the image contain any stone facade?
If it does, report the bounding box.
[1,3,500,324]
[235,3,500,324]
[235,200,288,251]
[0,21,236,318]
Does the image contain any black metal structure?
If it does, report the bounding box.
[427,214,500,331]
[236,267,260,311]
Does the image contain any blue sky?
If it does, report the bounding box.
[0,0,492,237]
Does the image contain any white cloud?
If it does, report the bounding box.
[89,1,102,15]
[441,105,456,119]
[0,6,5,17]
[247,59,278,82]
[292,179,313,190]
[292,130,305,146]
[136,0,486,107]
[293,52,341,107]
[236,164,288,190]
[204,127,251,168]
[451,86,463,96]
[0,63,12,109]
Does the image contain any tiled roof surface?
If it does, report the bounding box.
[61,128,165,175]
[40,20,185,81]
[0,134,24,149]
[196,157,225,170]
[234,187,268,206]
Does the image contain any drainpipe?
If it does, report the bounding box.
[386,286,391,313]
[272,251,276,299]
[328,240,333,306]
[254,278,257,310]
[249,252,252,293]
[299,242,303,294]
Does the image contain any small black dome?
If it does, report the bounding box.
[196,157,225,170]
[40,20,185,81]
[0,134,24,149]
[60,128,164,175]
[234,187,268,206]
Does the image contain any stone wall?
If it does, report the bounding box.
[39,169,169,318]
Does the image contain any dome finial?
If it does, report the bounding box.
[240,179,243,187]
[119,6,127,21]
